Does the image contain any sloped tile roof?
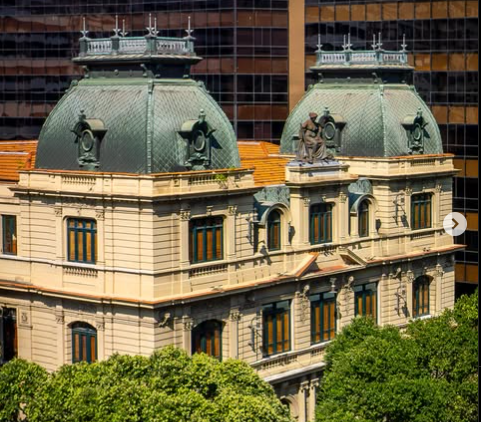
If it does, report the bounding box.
[0,140,38,182]
[238,141,288,186]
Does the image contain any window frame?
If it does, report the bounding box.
[192,320,223,360]
[262,300,291,357]
[309,203,333,245]
[310,292,336,344]
[2,215,17,255]
[411,193,432,230]
[413,276,430,318]
[189,216,224,264]
[267,210,281,251]
[353,282,378,322]
[66,218,97,264]
[358,199,370,238]
[71,322,97,364]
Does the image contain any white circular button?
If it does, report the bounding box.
[443,212,467,236]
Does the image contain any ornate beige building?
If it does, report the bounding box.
[0,29,462,421]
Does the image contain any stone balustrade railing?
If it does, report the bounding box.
[80,36,194,57]
[315,50,408,66]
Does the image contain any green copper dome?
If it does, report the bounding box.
[280,46,443,158]
[36,31,240,173]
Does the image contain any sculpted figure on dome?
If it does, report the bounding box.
[296,112,332,163]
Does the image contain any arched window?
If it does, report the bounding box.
[71,322,97,363]
[310,204,333,244]
[192,320,222,360]
[413,276,430,317]
[358,200,370,237]
[267,210,281,251]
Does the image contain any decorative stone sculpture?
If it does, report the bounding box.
[296,112,332,163]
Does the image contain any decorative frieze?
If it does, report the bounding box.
[228,205,238,216]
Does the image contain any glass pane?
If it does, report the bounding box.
[326,212,332,240]
[312,214,319,242]
[196,230,204,262]
[86,231,92,261]
[90,336,96,362]
[366,294,372,316]
[215,228,222,259]
[82,334,87,361]
[314,305,320,342]
[214,328,220,358]
[206,229,213,261]
[276,315,283,353]
[413,202,420,229]
[283,311,289,351]
[267,315,274,355]
[423,284,429,314]
[426,201,431,227]
[357,295,363,315]
[372,292,377,320]
[323,303,329,341]
[69,230,76,261]
[74,333,80,361]
[205,331,212,355]
[78,231,84,262]
[329,302,336,333]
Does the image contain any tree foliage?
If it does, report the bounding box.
[0,346,292,422]
[316,290,478,422]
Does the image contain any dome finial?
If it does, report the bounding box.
[184,16,195,40]
[401,33,408,52]
[112,15,120,37]
[80,17,89,39]
[316,33,323,53]
[121,19,128,37]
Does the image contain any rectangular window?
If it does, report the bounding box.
[189,217,223,264]
[411,194,432,230]
[413,276,430,317]
[310,204,333,244]
[262,300,290,357]
[310,292,336,344]
[67,218,97,264]
[2,215,17,255]
[354,283,377,321]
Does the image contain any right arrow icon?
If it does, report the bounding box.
[443,213,466,236]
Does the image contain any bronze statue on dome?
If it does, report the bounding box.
[296,112,332,163]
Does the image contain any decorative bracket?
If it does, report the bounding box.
[71,110,107,170]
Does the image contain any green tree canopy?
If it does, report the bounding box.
[0,346,292,422]
[316,290,478,422]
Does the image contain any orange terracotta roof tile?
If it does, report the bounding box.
[0,140,38,182]
[238,141,288,186]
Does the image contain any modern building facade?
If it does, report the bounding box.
[0,27,462,422]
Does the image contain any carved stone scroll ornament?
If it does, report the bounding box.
[71,110,107,170]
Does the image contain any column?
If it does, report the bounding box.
[290,192,310,248]
[298,381,309,422]
[308,378,319,421]
[338,192,348,241]
[229,309,241,359]
[182,316,193,356]
[226,205,237,260]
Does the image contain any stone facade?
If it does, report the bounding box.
[0,152,459,421]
